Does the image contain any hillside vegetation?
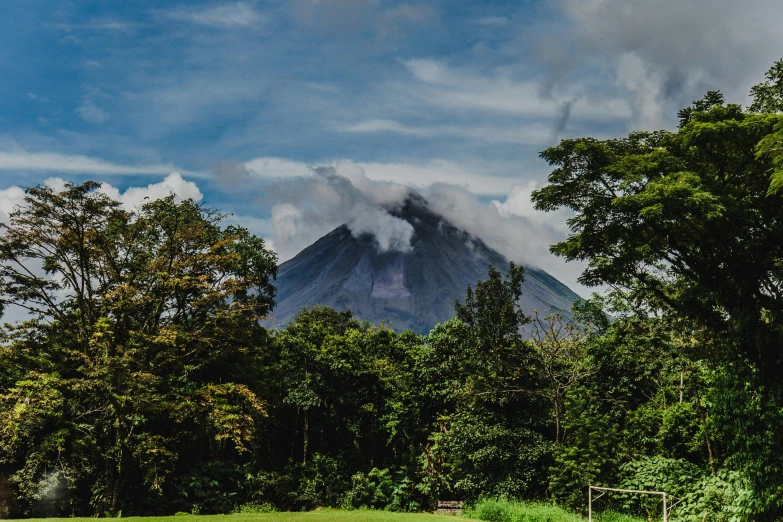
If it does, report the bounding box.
[1,60,783,521]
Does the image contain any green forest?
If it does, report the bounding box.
[2,61,783,521]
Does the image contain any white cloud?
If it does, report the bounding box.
[551,0,783,128]
[0,175,207,324]
[0,185,26,223]
[339,118,553,145]
[356,159,524,196]
[0,150,203,177]
[0,174,203,220]
[77,99,110,124]
[256,160,588,295]
[492,180,573,234]
[157,2,263,27]
[333,160,411,207]
[242,156,526,196]
[271,203,305,251]
[0,177,73,222]
[97,173,202,210]
[223,214,275,238]
[348,206,414,253]
[244,157,312,179]
[423,183,586,295]
[398,58,632,121]
[265,162,416,260]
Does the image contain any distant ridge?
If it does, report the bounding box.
[269,195,581,334]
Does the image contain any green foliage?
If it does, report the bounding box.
[0,182,276,517]
[549,390,620,510]
[675,470,755,522]
[617,457,703,517]
[533,59,783,519]
[233,502,278,513]
[343,468,394,510]
[464,499,596,522]
[749,59,783,114]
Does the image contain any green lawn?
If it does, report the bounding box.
[21,513,464,522]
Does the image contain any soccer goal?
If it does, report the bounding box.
[588,485,680,522]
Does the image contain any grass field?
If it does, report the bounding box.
[21,513,465,522]
[17,501,642,522]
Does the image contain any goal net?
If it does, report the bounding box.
[588,485,680,522]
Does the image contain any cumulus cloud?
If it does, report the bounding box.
[262,161,414,260]
[0,174,205,325]
[0,185,26,223]
[97,172,203,210]
[0,178,77,223]
[492,180,573,234]
[549,0,783,128]
[0,174,202,223]
[423,183,563,273]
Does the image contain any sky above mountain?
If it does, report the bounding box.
[2,0,783,294]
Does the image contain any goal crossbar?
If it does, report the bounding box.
[588,485,676,522]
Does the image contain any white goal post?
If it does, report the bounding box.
[588,485,680,522]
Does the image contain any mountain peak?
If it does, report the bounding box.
[269,199,580,334]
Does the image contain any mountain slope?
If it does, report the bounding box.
[269,196,580,334]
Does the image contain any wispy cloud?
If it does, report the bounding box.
[54,20,140,33]
[477,16,508,26]
[76,99,110,124]
[157,2,264,27]
[398,58,631,120]
[240,156,529,196]
[339,119,553,145]
[0,151,204,177]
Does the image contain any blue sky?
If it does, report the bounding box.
[2,0,783,291]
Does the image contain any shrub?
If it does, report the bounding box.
[464,499,586,522]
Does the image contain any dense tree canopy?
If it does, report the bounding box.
[533,59,783,519]
[0,183,277,516]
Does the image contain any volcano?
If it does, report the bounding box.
[269,195,581,334]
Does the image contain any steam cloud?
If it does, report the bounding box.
[263,161,415,260]
[243,160,582,291]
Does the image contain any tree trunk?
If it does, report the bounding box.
[694,386,716,476]
[679,365,684,404]
[554,390,562,444]
[303,409,309,464]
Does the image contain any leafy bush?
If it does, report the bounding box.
[675,470,756,522]
[232,502,278,514]
[341,468,419,512]
[616,456,704,518]
[464,499,587,522]
[342,468,394,510]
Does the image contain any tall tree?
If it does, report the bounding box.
[527,311,594,444]
[0,182,277,516]
[532,60,783,519]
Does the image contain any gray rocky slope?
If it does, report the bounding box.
[268,195,581,334]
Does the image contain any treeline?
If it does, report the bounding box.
[0,199,716,519]
[2,60,783,520]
